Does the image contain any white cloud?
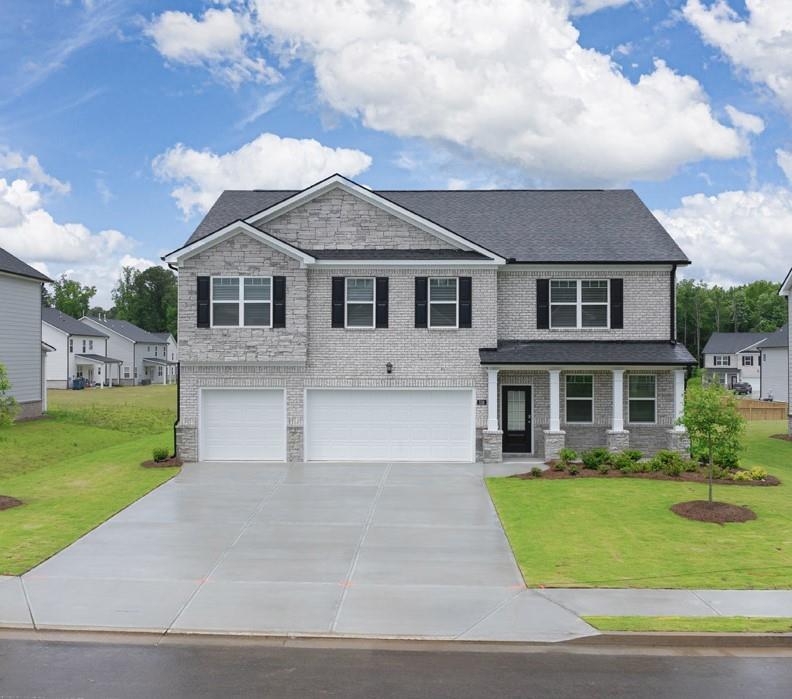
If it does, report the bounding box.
[655,187,792,286]
[724,105,765,134]
[0,148,70,193]
[152,132,372,216]
[684,0,792,112]
[244,0,743,184]
[776,148,792,183]
[570,0,633,16]
[145,7,279,86]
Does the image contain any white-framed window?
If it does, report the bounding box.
[565,374,593,423]
[123,366,130,379]
[82,339,87,353]
[629,374,656,423]
[550,280,609,329]
[158,366,163,377]
[713,355,731,367]
[69,339,73,353]
[88,340,93,350]
[134,367,138,378]
[741,355,754,366]
[345,277,375,328]
[429,277,458,328]
[211,276,272,327]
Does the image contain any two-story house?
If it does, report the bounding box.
[701,332,767,393]
[152,332,178,383]
[42,307,123,388]
[758,325,788,402]
[163,175,695,463]
[0,247,52,417]
[80,317,171,385]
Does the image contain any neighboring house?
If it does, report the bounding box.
[152,332,178,383]
[701,332,767,393]
[759,325,788,403]
[163,175,696,464]
[0,247,52,418]
[780,268,792,436]
[80,317,171,385]
[42,307,121,388]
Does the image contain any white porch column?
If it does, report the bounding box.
[611,368,624,432]
[549,369,561,432]
[487,368,499,431]
[673,368,686,431]
[100,363,105,389]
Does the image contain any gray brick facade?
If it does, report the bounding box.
[176,187,686,463]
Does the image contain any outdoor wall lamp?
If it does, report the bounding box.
[386,362,393,374]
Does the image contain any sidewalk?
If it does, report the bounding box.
[3,574,792,642]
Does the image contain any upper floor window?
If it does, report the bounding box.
[346,278,375,328]
[713,355,731,367]
[741,355,754,367]
[629,375,656,423]
[429,278,458,328]
[566,375,593,423]
[82,339,86,353]
[211,276,272,327]
[550,280,609,329]
[155,346,158,356]
[69,339,73,353]
[88,340,93,351]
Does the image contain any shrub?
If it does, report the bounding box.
[597,463,610,475]
[581,447,610,470]
[152,447,170,463]
[567,464,579,476]
[749,466,768,481]
[712,465,730,480]
[530,466,543,478]
[731,470,752,481]
[558,448,577,466]
[682,459,699,473]
[715,450,741,470]
[552,461,566,472]
[0,363,19,428]
[608,452,635,472]
[623,449,643,463]
[649,450,685,477]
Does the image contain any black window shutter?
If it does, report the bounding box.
[415,277,428,328]
[197,276,210,328]
[331,277,345,328]
[458,277,472,328]
[375,277,389,328]
[272,276,286,328]
[536,279,549,329]
[610,278,624,329]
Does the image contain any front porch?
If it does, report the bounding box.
[74,354,123,388]
[479,341,695,463]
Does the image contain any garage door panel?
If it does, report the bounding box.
[201,389,285,461]
[306,390,473,462]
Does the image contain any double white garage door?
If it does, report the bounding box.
[200,388,474,462]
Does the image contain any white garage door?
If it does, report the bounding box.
[201,389,285,461]
[306,389,474,462]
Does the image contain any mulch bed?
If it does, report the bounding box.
[0,495,23,511]
[670,500,757,524]
[771,434,792,442]
[513,467,780,486]
[141,457,183,468]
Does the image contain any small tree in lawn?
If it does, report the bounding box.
[680,381,745,503]
[0,363,19,429]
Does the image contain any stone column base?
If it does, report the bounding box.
[543,430,566,462]
[606,430,630,452]
[175,424,198,462]
[482,430,503,463]
[288,426,304,462]
[667,429,691,456]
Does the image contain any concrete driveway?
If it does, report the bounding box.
[14,462,594,642]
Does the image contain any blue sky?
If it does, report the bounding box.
[1,0,791,305]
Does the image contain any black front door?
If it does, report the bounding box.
[502,386,532,453]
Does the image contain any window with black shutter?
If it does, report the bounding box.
[197,276,210,328]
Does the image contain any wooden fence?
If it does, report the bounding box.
[735,399,788,421]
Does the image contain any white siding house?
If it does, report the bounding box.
[760,326,788,403]
[702,332,767,394]
[152,332,178,383]
[0,248,52,418]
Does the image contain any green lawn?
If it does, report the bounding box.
[0,385,179,575]
[583,616,792,634]
[487,420,792,589]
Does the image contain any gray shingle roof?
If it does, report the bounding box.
[0,246,51,282]
[702,332,769,355]
[151,332,174,342]
[75,353,123,364]
[85,317,168,344]
[42,307,108,337]
[761,325,788,349]
[183,188,689,264]
[304,249,488,260]
[479,340,696,365]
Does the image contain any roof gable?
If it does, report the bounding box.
[42,307,107,337]
[0,247,51,282]
[702,332,770,355]
[82,317,168,344]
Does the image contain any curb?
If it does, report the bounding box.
[572,631,792,648]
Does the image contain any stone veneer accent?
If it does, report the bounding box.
[481,430,503,463]
[606,430,630,452]
[667,429,691,456]
[543,431,566,461]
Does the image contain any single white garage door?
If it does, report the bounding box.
[201,389,285,461]
[305,389,474,462]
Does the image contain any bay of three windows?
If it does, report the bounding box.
[565,374,656,424]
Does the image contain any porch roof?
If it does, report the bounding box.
[75,353,123,364]
[142,357,177,366]
[479,340,696,366]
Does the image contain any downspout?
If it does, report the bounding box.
[172,360,180,459]
[670,264,677,343]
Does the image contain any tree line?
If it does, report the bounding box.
[676,279,787,362]
[42,266,177,338]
